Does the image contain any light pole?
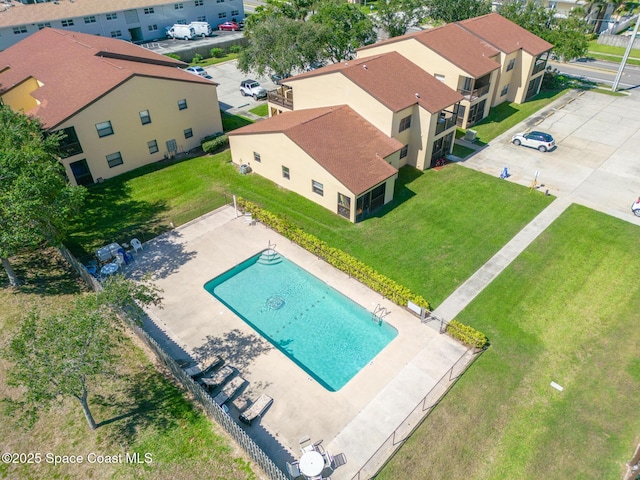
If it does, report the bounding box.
[612,14,640,92]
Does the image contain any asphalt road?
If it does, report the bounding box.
[551,57,640,90]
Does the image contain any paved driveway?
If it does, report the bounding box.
[462,90,640,226]
[204,59,275,112]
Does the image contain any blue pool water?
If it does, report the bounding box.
[204,250,397,391]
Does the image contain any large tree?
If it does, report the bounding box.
[375,0,429,38]
[427,0,492,24]
[2,275,162,430]
[310,1,376,62]
[0,104,85,286]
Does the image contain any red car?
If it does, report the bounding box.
[218,22,240,31]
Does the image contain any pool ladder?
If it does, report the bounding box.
[372,304,390,326]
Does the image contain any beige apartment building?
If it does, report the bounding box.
[0,27,222,186]
[268,52,463,170]
[228,106,401,223]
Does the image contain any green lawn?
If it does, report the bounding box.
[452,143,476,159]
[586,40,640,66]
[189,52,240,67]
[248,104,268,117]
[67,156,552,307]
[0,249,254,480]
[378,205,640,479]
[222,111,254,131]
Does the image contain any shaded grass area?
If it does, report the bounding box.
[0,249,254,480]
[67,154,552,308]
[452,143,476,159]
[248,104,268,117]
[377,205,640,479]
[463,89,568,143]
[222,111,254,131]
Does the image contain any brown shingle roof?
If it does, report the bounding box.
[0,28,215,128]
[458,13,553,56]
[285,52,463,113]
[358,24,500,79]
[230,106,400,195]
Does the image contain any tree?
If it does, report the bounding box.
[0,104,85,286]
[247,0,317,25]
[310,2,376,62]
[427,0,491,24]
[1,275,162,430]
[375,0,429,38]
[238,16,326,76]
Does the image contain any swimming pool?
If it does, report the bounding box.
[204,250,397,391]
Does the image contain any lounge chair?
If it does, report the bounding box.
[184,356,222,378]
[213,375,246,405]
[285,461,304,480]
[232,395,250,413]
[299,435,313,453]
[201,365,233,390]
[239,393,273,426]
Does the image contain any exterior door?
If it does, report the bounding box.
[69,159,94,186]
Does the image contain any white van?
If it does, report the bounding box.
[166,24,196,40]
[190,21,212,37]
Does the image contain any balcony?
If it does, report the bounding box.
[532,60,547,75]
[267,87,294,110]
[435,113,457,135]
[457,83,490,101]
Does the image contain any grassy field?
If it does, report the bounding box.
[587,40,640,66]
[188,53,240,67]
[452,143,476,159]
[0,249,255,480]
[377,204,640,479]
[248,104,268,117]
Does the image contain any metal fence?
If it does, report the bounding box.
[349,346,484,480]
[57,245,287,480]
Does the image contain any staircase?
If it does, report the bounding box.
[256,248,282,265]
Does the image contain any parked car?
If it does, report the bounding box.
[271,73,291,85]
[190,21,212,37]
[218,21,240,31]
[240,79,267,100]
[166,24,196,40]
[185,66,213,80]
[511,131,555,152]
[632,197,640,217]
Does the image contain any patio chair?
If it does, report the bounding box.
[183,355,222,378]
[299,435,314,453]
[243,212,254,226]
[130,238,143,253]
[285,461,303,480]
[239,393,273,426]
[332,453,347,468]
[201,365,233,390]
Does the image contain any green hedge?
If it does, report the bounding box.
[445,319,488,349]
[237,198,430,310]
[202,134,228,153]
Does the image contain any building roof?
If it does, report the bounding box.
[284,52,463,113]
[0,27,215,128]
[0,0,184,27]
[458,13,553,56]
[229,106,400,195]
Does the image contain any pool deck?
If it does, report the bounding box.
[126,205,471,479]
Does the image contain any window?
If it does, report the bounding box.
[400,145,408,159]
[37,23,51,30]
[54,126,83,158]
[506,58,516,72]
[312,180,324,196]
[175,2,184,9]
[139,110,151,125]
[61,19,74,27]
[177,19,188,24]
[501,85,509,97]
[84,16,96,23]
[144,7,155,14]
[231,9,239,15]
[218,12,226,18]
[106,152,123,168]
[178,99,188,110]
[337,193,350,219]
[184,128,193,139]
[195,0,204,5]
[217,0,225,3]
[282,166,290,179]
[435,73,445,82]
[197,15,207,21]
[148,140,159,154]
[148,24,158,31]
[13,26,27,34]
[111,30,122,38]
[253,152,261,163]
[95,121,114,138]
[106,13,118,20]
[399,115,412,132]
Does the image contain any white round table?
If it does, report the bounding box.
[100,262,119,277]
[299,450,324,478]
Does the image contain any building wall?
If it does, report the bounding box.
[0,0,244,50]
[1,76,40,112]
[53,75,222,185]
[492,50,521,105]
[514,50,543,103]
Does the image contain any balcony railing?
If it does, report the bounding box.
[457,83,490,100]
[435,115,457,135]
[267,90,293,110]
[532,60,546,75]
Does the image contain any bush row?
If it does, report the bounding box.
[445,319,488,349]
[237,198,430,311]
[202,134,228,153]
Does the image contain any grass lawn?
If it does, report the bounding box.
[452,143,476,159]
[222,111,254,131]
[188,53,239,67]
[588,39,640,56]
[461,89,567,144]
[66,154,552,308]
[377,204,640,479]
[248,104,268,117]
[0,249,255,480]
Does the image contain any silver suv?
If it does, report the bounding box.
[240,80,267,100]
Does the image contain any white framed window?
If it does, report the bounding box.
[111,30,122,38]
[501,85,509,96]
[61,19,75,27]
[175,2,184,9]
[399,115,411,132]
[13,26,27,34]
[139,110,151,125]
[282,166,290,179]
[184,128,193,139]
[231,9,239,15]
[96,121,114,138]
[197,15,206,21]
[37,23,51,30]
[178,99,188,110]
[106,13,118,20]
[144,7,155,14]
[106,152,123,168]
[148,24,158,31]
[506,58,516,72]
[312,180,324,196]
[84,16,96,24]
[400,145,408,159]
[148,140,159,154]
[177,19,188,24]
[195,0,204,5]
[218,12,227,18]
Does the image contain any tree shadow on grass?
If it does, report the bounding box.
[191,329,272,373]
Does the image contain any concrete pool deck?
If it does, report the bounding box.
[126,205,471,479]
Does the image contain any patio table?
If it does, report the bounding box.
[100,262,119,277]
[299,450,323,478]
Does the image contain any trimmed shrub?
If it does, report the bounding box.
[202,134,228,153]
[165,53,181,60]
[192,53,203,64]
[210,47,225,58]
[445,320,488,349]
[236,198,431,311]
[229,45,243,54]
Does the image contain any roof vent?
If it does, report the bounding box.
[362,64,367,70]
[415,93,420,98]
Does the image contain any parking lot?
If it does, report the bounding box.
[462,89,640,225]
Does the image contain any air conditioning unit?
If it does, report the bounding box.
[464,129,477,142]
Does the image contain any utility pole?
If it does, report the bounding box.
[612,15,640,92]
